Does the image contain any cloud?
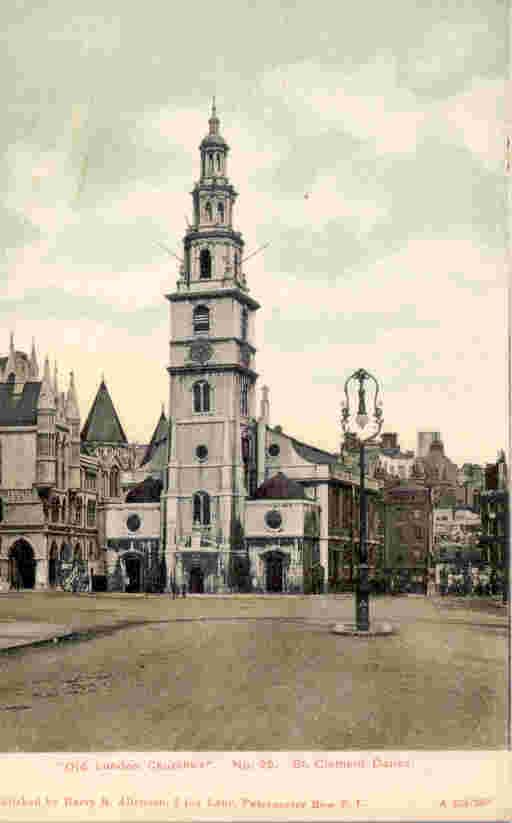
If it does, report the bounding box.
[0,1,507,464]
[261,56,428,154]
[254,234,507,462]
[260,57,504,169]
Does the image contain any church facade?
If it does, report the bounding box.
[0,104,384,594]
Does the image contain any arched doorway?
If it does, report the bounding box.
[124,554,143,593]
[48,542,58,587]
[265,552,285,593]
[9,540,36,590]
[189,566,204,594]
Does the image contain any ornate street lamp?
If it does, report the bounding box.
[341,369,383,632]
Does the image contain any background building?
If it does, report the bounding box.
[383,483,433,593]
[480,451,509,598]
[417,431,442,459]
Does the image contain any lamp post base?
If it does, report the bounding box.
[355,586,370,632]
[331,622,395,637]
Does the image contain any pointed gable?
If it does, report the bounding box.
[81,380,128,445]
[140,409,168,467]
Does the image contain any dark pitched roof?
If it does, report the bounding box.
[125,476,163,503]
[81,380,128,445]
[254,472,307,500]
[279,431,337,465]
[140,410,168,467]
[0,381,41,426]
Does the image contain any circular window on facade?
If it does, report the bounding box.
[126,514,141,532]
[268,443,280,457]
[196,444,208,461]
[265,509,282,530]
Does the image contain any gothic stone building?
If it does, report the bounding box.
[0,337,124,591]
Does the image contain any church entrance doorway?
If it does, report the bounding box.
[189,566,204,594]
[124,554,143,593]
[9,540,36,589]
[48,543,58,587]
[265,552,284,593]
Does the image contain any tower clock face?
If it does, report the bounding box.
[189,340,214,364]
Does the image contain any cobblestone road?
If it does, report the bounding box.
[0,593,507,751]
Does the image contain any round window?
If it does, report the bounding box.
[196,444,208,461]
[268,443,280,457]
[126,514,141,532]
[265,509,282,530]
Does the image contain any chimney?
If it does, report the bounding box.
[381,432,398,450]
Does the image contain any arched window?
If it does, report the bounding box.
[109,468,119,498]
[234,250,240,277]
[216,153,221,171]
[240,375,249,417]
[193,491,211,525]
[217,201,224,222]
[193,381,210,413]
[61,439,66,489]
[51,498,59,523]
[208,154,214,173]
[200,248,212,279]
[74,544,82,562]
[193,305,210,335]
[204,201,212,222]
[87,500,96,527]
[241,305,248,341]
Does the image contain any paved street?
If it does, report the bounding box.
[0,593,507,751]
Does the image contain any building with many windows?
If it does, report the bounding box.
[383,483,433,593]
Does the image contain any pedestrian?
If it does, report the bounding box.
[171,579,177,599]
[181,583,186,598]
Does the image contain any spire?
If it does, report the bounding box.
[37,354,56,410]
[81,378,128,445]
[260,385,270,422]
[140,406,169,467]
[29,338,39,379]
[209,96,220,136]
[5,331,16,379]
[53,361,59,395]
[44,354,51,384]
[65,370,80,420]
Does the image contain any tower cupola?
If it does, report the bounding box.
[181,101,246,291]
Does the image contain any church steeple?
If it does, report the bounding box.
[180,101,246,291]
[199,98,228,183]
[208,97,220,136]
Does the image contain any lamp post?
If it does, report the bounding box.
[342,369,383,632]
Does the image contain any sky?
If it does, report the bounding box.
[0,0,508,465]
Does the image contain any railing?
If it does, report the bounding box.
[0,488,37,503]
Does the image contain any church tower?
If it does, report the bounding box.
[165,102,260,593]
